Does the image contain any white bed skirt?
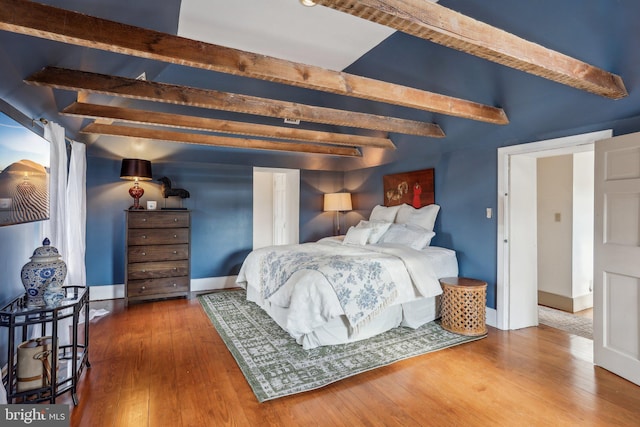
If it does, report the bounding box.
[247,284,441,349]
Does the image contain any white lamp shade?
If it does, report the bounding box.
[324,192,352,212]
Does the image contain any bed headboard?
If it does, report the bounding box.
[383,168,434,208]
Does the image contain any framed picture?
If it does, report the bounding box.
[0,112,50,226]
[383,168,435,208]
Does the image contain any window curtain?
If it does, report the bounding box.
[38,122,88,345]
[65,141,86,285]
[43,121,87,286]
[43,122,67,257]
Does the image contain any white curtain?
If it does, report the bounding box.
[65,141,87,285]
[43,122,87,286]
[43,122,67,256]
[39,122,89,344]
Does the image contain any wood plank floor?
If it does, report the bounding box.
[61,295,640,426]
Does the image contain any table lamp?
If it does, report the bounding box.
[120,159,152,210]
[324,192,352,235]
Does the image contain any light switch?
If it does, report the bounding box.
[555,212,561,222]
[486,208,492,219]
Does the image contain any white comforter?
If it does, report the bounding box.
[236,238,449,340]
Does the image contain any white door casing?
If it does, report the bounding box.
[594,132,640,386]
[497,129,612,330]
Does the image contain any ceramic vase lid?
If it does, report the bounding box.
[30,238,62,263]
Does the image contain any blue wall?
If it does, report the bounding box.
[85,156,344,286]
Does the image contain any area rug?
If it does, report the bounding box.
[198,289,485,402]
[538,305,593,340]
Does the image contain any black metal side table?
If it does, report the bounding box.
[1,286,90,405]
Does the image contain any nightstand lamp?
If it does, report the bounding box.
[120,158,152,210]
[324,192,352,235]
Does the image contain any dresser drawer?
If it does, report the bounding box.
[128,228,189,245]
[127,260,189,280]
[128,211,190,229]
[127,276,190,298]
[128,244,189,263]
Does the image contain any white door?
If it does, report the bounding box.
[272,173,287,245]
[507,154,539,329]
[253,168,300,249]
[594,132,640,386]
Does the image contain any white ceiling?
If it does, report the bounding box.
[177,0,396,71]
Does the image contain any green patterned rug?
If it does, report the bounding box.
[198,289,485,402]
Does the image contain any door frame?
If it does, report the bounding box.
[496,129,612,330]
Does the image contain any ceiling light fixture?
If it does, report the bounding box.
[299,0,316,6]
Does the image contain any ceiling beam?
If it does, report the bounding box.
[62,102,396,150]
[80,123,362,157]
[314,0,627,100]
[0,0,508,124]
[26,67,445,138]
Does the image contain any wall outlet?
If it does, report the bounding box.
[486,207,492,219]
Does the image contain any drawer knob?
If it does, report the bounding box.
[172,251,177,254]
[142,218,147,222]
[141,286,146,290]
[173,267,177,271]
[173,234,177,238]
[173,283,177,287]
[174,218,178,222]
[142,269,146,273]
[141,252,146,256]
[142,235,147,239]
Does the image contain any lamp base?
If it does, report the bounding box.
[129,182,145,210]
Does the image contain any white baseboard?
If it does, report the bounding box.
[88,276,239,301]
[486,307,497,328]
[89,284,125,301]
[190,276,239,292]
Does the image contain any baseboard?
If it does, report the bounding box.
[486,307,497,328]
[88,276,239,301]
[538,290,593,313]
[573,293,593,312]
[89,284,125,301]
[190,276,239,293]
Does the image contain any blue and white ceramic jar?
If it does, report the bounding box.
[21,238,67,307]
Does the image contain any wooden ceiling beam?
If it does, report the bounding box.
[313,0,627,100]
[0,0,507,124]
[26,67,444,138]
[80,123,362,157]
[62,102,396,150]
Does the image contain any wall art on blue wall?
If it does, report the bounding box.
[383,168,434,208]
[0,113,49,227]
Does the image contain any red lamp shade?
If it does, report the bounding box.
[120,159,152,210]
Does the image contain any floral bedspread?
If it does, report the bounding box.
[259,244,398,332]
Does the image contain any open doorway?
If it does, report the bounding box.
[496,129,612,331]
[253,167,300,249]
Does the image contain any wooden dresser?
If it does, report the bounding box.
[125,210,191,305]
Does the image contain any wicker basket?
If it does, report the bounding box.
[440,277,487,336]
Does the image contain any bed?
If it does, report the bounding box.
[236,168,458,349]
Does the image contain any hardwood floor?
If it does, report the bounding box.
[61,296,640,426]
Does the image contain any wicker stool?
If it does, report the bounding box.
[439,277,488,336]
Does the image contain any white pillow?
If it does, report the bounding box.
[369,204,401,223]
[355,220,392,244]
[342,227,372,246]
[395,204,440,231]
[379,223,435,250]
